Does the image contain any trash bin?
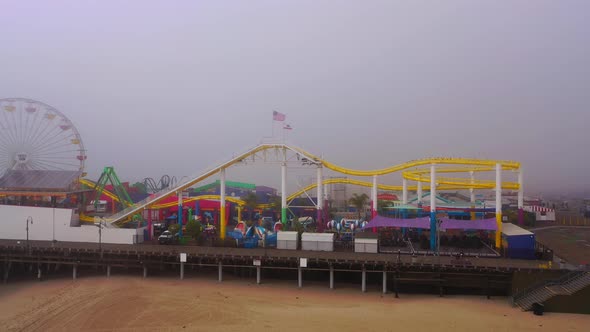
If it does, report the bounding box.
[532,302,544,316]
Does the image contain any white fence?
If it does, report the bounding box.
[0,205,144,244]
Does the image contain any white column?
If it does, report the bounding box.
[256,266,261,285]
[372,175,378,216]
[518,169,524,209]
[361,266,367,293]
[469,171,475,203]
[281,148,287,224]
[317,166,323,210]
[402,178,408,204]
[495,163,502,248]
[220,168,226,239]
[495,163,502,215]
[329,265,334,289]
[430,164,437,250]
[220,168,226,206]
[430,165,437,213]
[417,181,423,204]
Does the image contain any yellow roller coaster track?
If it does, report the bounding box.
[93,143,520,225]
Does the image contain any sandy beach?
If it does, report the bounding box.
[0,275,588,332]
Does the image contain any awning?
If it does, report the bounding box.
[439,217,497,231]
[365,215,498,231]
[364,216,431,229]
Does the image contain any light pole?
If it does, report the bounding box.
[26,216,33,253]
[96,218,104,258]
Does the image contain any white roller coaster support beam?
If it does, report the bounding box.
[470,171,476,220]
[177,191,183,237]
[317,166,323,227]
[220,168,226,240]
[429,164,437,250]
[402,178,408,204]
[495,163,502,248]
[518,169,524,208]
[372,175,378,218]
[518,169,524,225]
[470,171,475,203]
[281,148,287,225]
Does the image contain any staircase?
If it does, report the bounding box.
[513,271,590,311]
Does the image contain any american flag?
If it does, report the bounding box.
[272,110,286,121]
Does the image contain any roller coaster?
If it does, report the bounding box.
[85,141,519,219]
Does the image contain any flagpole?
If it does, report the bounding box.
[272,111,276,140]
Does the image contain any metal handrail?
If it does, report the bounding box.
[512,271,584,303]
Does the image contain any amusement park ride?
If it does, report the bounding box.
[0,98,525,251]
[0,98,86,174]
[92,144,523,250]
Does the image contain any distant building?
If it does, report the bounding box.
[523,205,555,221]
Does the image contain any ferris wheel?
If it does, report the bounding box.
[0,98,86,175]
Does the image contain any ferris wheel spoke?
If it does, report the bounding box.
[35,139,73,152]
[23,106,31,144]
[0,98,85,175]
[34,126,74,151]
[18,105,26,146]
[35,159,67,171]
[32,135,70,157]
[29,110,65,149]
[28,112,57,149]
[35,159,80,168]
[0,118,17,146]
[1,108,18,146]
[15,104,22,145]
[23,105,43,148]
[31,158,70,171]
[31,123,64,151]
[34,141,77,155]
[28,160,48,171]
[33,151,81,159]
[33,149,81,156]
[0,134,13,150]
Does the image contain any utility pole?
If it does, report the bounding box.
[26,216,33,253]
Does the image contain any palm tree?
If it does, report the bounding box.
[348,193,369,220]
[241,192,258,223]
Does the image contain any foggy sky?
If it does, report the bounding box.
[1,0,589,196]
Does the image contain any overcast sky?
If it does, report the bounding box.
[1,0,589,196]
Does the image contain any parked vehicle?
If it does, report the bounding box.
[158,230,179,245]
